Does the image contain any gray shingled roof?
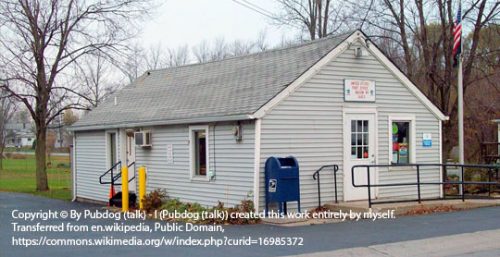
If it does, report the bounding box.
[72,32,351,130]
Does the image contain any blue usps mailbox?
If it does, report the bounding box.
[265,156,300,215]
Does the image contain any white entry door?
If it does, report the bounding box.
[126,135,136,165]
[125,133,136,190]
[344,113,376,201]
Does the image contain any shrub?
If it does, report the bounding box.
[206,200,259,225]
[142,189,168,212]
[225,200,259,225]
[159,199,260,224]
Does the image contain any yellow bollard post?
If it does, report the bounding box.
[138,166,146,210]
[121,166,129,212]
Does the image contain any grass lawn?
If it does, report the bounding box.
[0,155,71,200]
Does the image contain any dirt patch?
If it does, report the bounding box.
[401,205,461,216]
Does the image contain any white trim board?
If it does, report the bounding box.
[72,134,77,201]
[104,129,119,171]
[439,120,443,198]
[342,107,378,200]
[188,125,210,182]
[387,115,417,165]
[252,119,262,212]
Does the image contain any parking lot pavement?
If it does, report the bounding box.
[1,192,499,257]
[286,229,500,257]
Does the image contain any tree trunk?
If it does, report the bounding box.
[35,125,49,191]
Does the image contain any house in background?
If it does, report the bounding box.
[5,117,35,148]
[70,30,448,211]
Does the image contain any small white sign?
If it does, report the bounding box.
[422,133,432,147]
[166,144,174,164]
[344,79,376,102]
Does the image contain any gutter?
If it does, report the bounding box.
[69,114,255,131]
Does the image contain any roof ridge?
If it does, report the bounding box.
[147,31,355,74]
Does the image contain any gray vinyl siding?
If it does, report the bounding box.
[136,121,255,207]
[74,130,108,202]
[259,42,441,210]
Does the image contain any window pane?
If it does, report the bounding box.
[363,120,368,132]
[391,121,410,164]
[351,133,356,146]
[363,147,369,159]
[351,147,356,157]
[357,133,362,145]
[357,147,362,159]
[357,120,363,133]
[351,120,356,132]
[363,133,368,146]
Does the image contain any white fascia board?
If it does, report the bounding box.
[252,31,362,119]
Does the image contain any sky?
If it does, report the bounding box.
[138,0,295,50]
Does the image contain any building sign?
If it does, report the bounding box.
[422,133,432,147]
[344,79,376,102]
[166,144,174,164]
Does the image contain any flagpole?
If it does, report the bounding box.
[458,56,464,166]
[457,0,464,195]
[457,2,464,166]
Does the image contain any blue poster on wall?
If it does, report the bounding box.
[422,133,432,147]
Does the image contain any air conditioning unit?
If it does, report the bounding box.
[134,131,152,148]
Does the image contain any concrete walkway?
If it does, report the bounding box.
[1,192,499,257]
[326,198,500,216]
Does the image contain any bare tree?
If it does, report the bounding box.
[76,53,122,108]
[0,0,153,191]
[191,34,273,64]
[211,37,230,61]
[166,45,190,67]
[273,0,349,40]
[0,88,17,169]
[229,40,255,56]
[145,43,168,70]
[255,30,269,51]
[120,43,148,84]
[192,40,212,63]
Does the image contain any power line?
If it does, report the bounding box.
[231,0,303,30]
[240,0,275,17]
[231,0,275,20]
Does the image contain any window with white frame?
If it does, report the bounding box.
[189,126,209,178]
[390,119,415,164]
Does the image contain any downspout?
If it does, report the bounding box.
[72,133,77,202]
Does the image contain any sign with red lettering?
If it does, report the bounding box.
[344,80,376,102]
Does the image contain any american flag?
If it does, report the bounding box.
[453,3,462,66]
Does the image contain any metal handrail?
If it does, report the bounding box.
[312,164,339,208]
[114,161,136,186]
[351,163,500,208]
[99,161,122,185]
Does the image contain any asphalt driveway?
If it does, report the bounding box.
[1,192,499,257]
